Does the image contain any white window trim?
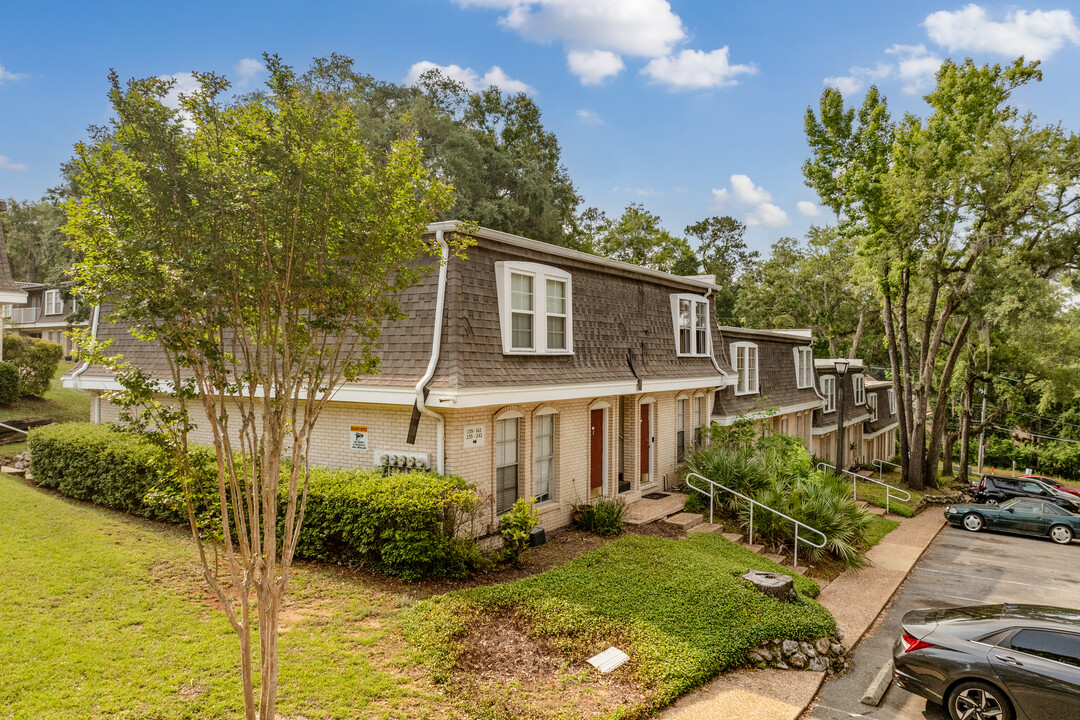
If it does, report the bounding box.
[1,305,10,319]
[867,393,878,422]
[731,341,759,396]
[852,374,866,405]
[821,375,836,413]
[670,294,713,357]
[888,388,897,415]
[494,261,573,355]
[794,347,814,389]
[44,289,63,316]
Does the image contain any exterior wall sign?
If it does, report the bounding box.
[349,425,369,451]
[464,424,486,448]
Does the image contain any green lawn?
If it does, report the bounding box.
[406,534,834,719]
[854,479,924,517]
[863,515,901,548]
[0,473,444,720]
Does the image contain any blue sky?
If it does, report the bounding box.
[3,1,1080,254]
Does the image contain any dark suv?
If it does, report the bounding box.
[973,475,1080,513]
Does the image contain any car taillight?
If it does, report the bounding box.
[979,479,986,490]
[900,633,935,653]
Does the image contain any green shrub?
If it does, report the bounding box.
[0,361,19,404]
[685,445,770,513]
[682,491,708,514]
[497,498,538,566]
[4,334,64,397]
[570,496,626,536]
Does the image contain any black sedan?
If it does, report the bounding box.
[893,604,1080,720]
[944,498,1080,545]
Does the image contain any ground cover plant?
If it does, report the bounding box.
[406,532,832,719]
[0,473,447,720]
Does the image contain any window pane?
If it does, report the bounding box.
[680,328,691,354]
[534,414,554,502]
[512,312,533,349]
[1009,630,1080,667]
[546,279,565,315]
[511,273,533,311]
[696,327,707,355]
[694,302,707,353]
[547,316,566,350]
[496,418,520,514]
[736,346,746,391]
[679,299,691,328]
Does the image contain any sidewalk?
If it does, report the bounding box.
[657,509,946,720]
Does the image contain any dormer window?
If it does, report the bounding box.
[45,289,64,316]
[795,347,814,388]
[670,294,711,357]
[731,342,759,395]
[868,393,878,421]
[821,375,836,412]
[495,262,573,355]
[852,374,866,405]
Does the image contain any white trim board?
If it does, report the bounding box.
[863,421,899,440]
[811,413,872,435]
[711,398,823,426]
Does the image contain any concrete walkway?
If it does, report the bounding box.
[656,509,946,720]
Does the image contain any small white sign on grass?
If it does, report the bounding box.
[587,647,629,674]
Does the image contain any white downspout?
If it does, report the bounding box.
[414,231,448,474]
[69,303,101,390]
[702,288,730,383]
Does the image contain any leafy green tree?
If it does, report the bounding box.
[593,203,699,273]
[65,56,456,720]
[0,197,80,283]
[684,216,758,324]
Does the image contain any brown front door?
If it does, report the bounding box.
[640,403,652,485]
[590,409,604,498]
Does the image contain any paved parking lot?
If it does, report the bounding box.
[805,522,1080,719]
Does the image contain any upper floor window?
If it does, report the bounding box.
[670,294,711,357]
[852,374,866,405]
[1,305,10,319]
[71,296,78,314]
[867,393,878,422]
[888,388,897,415]
[732,342,759,395]
[821,375,836,413]
[44,289,64,316]
[795,347,814,388]
[495,262,573,355]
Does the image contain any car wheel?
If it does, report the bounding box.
[963,513,984,532]
[947,680,1014,720]
[1050,524,1074,545]
[985,499,997,505]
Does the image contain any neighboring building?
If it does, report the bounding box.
[811,359,872,467]
[66,222,733,535]
[4,282,86,356]
[0,202,30,350]
[861,378,899,465]
[711,327,823,450]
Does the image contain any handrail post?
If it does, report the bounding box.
[794,525,799,568]
[710,485,714,525]
[853,474,857,502]
[886,489,890,515]
[749,502,754,546]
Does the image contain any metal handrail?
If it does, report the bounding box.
[684,471,827,569]
[0,421,27,436]
[817,462,911,515]
[872,458,900,480]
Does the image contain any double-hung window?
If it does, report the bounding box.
[821,375,836,413]
[676,398,687,461]
[852,374,866,405]
[731,342,759,395]
[867,393,878,421]
[795,347,814,388]
[534,411,556,503]
[671,294,711,356]
[44,289,63,316]
[694,395,705,449]
[888,388,897,415]
[496,262,573,354]
[495,417,520,514]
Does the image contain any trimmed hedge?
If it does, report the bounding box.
[3,334,64,397]
[29,422,483,579]
[0,361,19,405]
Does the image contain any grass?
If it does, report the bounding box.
[863,515,901,549]
[0,473,445,720]
[406,533,834,718]
[0,360,91,459]
[854,478,924,517]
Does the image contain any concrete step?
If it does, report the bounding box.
[2,465,26,477]
[664,512,704,530]
[721,532,743,543]
[687,522,721,534]
[787,565,808,575]
[743,543,765,554]
[763,553,786,564]
[623,492,688,525]
[866,506,887,516]
[855,500,870,508]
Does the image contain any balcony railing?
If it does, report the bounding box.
[9,307,41,324]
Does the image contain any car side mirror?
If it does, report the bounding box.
[1005,507,1015,513]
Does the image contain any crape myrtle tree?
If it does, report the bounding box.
[804,59,1080,490]
[64,56,457,720]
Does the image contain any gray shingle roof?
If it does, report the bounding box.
[712,327,820,419]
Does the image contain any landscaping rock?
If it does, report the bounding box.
[744,633,849,676]
[815,638,831,656]
[808,656,828,672]
[799,641,817,658]
[742,570,796,602]
[788,652,808,669]
[830,642,844,656]
[781,639,799,657]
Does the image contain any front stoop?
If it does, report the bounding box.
[664,512,704,531]
[623,492,688,525]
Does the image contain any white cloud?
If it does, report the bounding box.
[635,188,657,196]
[234,58,264,81]
[796,201,821,217]
[460,0,686,57]
[823,62,891,95]
[576,108,604,124]
[404,61,535,94]
[925,4,1080,59]
[567,49,624,85]
[712,174,772,206]
[885,44,942,94]
[158,71,201,110]
[745,202,790,228]
[0,155,28,171]
[0,64,26,84]
[641,47,755,90]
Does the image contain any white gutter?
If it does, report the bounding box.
[67,303,101,390]
[413,230,448,474]
[702,287,730,384]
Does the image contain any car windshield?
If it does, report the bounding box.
[999,498,1022,510]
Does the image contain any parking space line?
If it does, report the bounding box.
[919,566,1067,590]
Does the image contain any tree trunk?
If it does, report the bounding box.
[942,430,955,478]
[849,308,867,358]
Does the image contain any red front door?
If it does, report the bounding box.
[640,403,652,485]
[590,409,604,497]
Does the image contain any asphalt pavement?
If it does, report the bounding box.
[805,522,1080,720]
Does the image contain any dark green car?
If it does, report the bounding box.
[945,497,1080,544]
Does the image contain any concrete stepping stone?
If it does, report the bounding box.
[2,466,26,477]
[687,522,721,534]
[664,512,704,530]
[743,543,765,553]
[764,553,786,564]
[721,532,743,543]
